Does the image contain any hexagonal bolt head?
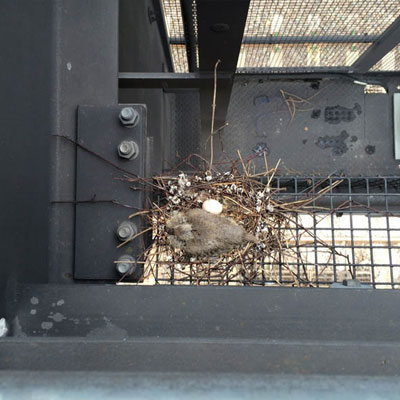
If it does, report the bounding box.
[116,255,137,275]
[0,318,9,338]
[119,107,139,128]
[117,140,139,160]
[116,221,137,241]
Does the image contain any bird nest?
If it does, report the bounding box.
[117,156,353,287]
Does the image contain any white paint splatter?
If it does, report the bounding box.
[49,312,66,323]
[41,321,53,330]
[30,297,39,305]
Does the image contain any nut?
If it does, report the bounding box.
[116,255,137,275]
[119,107,139,127]
[116,221,137,241]
[117,140,139,160]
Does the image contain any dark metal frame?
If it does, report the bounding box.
[3,0,400,383]
[172,34,379,45]
[352,15,400,73]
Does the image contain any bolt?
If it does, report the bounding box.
[117,140,139,160]
[116,255,137,275]
[119,107,139,127]
[0,318,8,338]
[116,221,137,241]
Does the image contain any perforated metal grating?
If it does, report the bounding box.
[144,177,400,289]
[237,0,400,72]
[161,0,400,73]
[161,0,189,72]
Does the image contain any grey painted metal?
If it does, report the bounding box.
[10,284,400,342]
[74,105,146,280]
[119,72,233,89]
[119,0,173,72]
[1,337,400,375]
[196,0,250,143]
[197,0,250,72]
[1,372,400,399]
[47,0,119,285]
[394,94,400,160]
[0,0,120,313]
[353,15,400,73]
[0,1,53,314]
[171,34,379,45]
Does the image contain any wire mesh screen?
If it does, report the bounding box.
[237,0,400,72]
[142,177,400,289]
[371,43,400,71]
[161,0,189,72]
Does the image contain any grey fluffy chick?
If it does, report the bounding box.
[166,208,257,256]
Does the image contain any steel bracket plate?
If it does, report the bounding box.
[75,104,146,280]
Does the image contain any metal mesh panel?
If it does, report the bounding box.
[237,0,400,73]
[167,91,201,167]
[144,177,400,289]
[161,0,189,72]
[237,43,369,71]
[170,45,189,72]
[371,43,400,71]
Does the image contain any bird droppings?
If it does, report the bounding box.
[253,94,270,106]
[252,142,270,157]
[30,309,37,315]
[49,312,66,323]
[311,109,321,119]
[324,103,361,124]
[0,318,8,337]
[41,321,53,330]
[56,299,65,306]
[30,297,39,305]
[315,130,349,156]
[365,145,376,155]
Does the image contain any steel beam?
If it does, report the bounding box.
[171,34,378,45]
[119,72,233,89]
[353,15,400,73]
[196,0,250,156]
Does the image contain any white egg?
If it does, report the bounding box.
[202,199,223,215]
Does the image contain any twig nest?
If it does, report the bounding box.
[202,199,223,215]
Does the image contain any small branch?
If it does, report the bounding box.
[116,227,153,249]
[209,59,221,172]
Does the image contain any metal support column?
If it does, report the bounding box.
[196,0,250,159]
